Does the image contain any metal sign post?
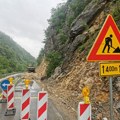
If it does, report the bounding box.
[99,63,115,120]
[109,77,114,120]
[0,80,10,103]
[0,80,10,90]
[86,14,119,120]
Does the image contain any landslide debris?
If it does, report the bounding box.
[36,0,120,120]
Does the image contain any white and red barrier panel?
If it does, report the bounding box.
[37,91,48,120]
[2,90,7,99]
[21,89,31,120]
[78,102,91,120]
[7,85,15,110]
[0,90,7,103]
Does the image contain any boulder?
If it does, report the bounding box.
[51,66,62,79]
[70,0,107,39]
[69,34,87,52]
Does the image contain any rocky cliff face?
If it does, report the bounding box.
[37,0,120,119]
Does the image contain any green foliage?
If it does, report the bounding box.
[70,0,84,18]
[0,31,36,77]
[46,51,62,77]
[112,1,120,29]
[58,30,68,44]
[41,0,93,77]
[46,4,67,43]
[79,45,85,53]
[48,3,66,30]
[67,0,91,26]
[37,49,45,65]
[45,0,91,46]
[67,16,74,27]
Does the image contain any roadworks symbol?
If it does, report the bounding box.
[97,28,120,54]
[87,14,120,61]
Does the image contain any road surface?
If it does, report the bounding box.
[0,77,64,120]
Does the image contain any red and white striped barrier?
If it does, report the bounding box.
[0,90,7,103]
[7,85,15,110]
[37,91,48,120]
[2,90,7,100]
[78,102,91,120]
[5,84,16,116]
[21,89,31,120]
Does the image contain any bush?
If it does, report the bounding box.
[46,51,62,77]
[79,45,85,53]
[112,1,120,29]
[58,31,68,44]
[37,49,45,65]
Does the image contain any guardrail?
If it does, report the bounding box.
[0,72,17,78]
[0,73,23,82]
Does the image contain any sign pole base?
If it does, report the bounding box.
[109,77,114,120]
[5,108,16,116]
[19,118,31,120]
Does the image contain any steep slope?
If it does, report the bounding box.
[0,31,36,77]
[37,0,120,120]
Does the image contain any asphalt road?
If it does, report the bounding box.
[0,79,64,120]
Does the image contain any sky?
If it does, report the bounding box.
[0,0,66,58]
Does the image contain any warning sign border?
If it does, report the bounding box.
[87,14,120,61]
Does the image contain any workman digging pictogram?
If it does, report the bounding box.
[102,34,120,53]
[102,34,113,53]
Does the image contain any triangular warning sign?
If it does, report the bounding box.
[87,14,120,61]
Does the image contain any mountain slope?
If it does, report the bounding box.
[0,31,36,77]
[37,0,120,120]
